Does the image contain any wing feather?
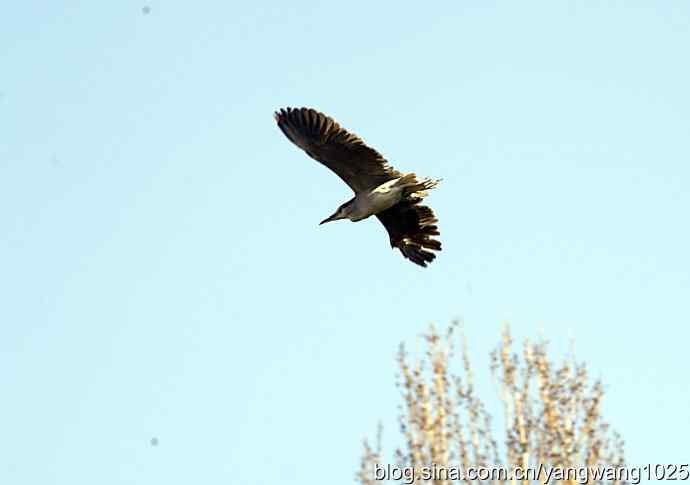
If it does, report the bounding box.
[274,107,401,193]
[376,199,441,267]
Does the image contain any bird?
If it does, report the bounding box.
[274,107,442,267]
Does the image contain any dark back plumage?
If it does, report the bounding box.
[274,107,442,267]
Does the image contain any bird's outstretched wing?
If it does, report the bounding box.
[376,199,441,267]
[274,107,401,193]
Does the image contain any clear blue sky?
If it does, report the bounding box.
[2,2,689,484]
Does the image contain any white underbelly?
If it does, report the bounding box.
[350,189,402,221]
[368,190,402,212]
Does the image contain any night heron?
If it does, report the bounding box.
[274,107,442,267]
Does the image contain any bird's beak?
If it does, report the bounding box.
[319,212,339,225]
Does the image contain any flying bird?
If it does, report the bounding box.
[274,107,442,267]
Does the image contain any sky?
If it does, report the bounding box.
[1,2,689,484]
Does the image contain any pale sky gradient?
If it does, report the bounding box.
[1,2,689,484]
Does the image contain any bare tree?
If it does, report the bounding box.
[357,323,627,484]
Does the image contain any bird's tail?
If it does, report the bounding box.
[397,173,441,199]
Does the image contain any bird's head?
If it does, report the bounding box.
[319,202,351,225]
